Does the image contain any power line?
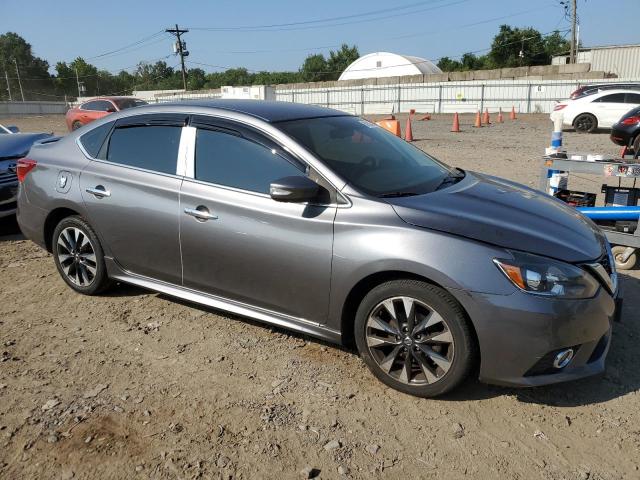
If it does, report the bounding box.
[188,0,456,31]
[189,0,469,32]
[85,30,166,60]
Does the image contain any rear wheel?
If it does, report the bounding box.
[573,113,597,133]
[632,134,640,158]
[354,280,476,398]
[52,216,111,295]
[71,120,83,131]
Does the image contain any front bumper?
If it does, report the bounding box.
[0,179,18,218]
[452,286,617,387]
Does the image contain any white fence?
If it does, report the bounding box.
[275,78,640,115]
[0,101,69,116]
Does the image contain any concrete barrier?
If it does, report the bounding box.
[0,101,68,117]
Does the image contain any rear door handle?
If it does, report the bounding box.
[184,207,218,221]
[86,186,111,198]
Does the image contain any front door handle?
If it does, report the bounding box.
[86,186,111,198]
[184,207,218,221]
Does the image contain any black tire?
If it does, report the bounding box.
[52,216,112,295]
[354,280,477,398]
[573,113,597,133]
[71,121,83,131]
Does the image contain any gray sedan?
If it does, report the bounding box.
[16,100,619,397]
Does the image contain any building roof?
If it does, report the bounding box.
[159,99,349,123]
[339,52,442,80]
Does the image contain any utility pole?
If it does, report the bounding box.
[4,68,12,101]
[569,0,577,64]
[75,67,84,98]
[166,24,189,91]
[13,58,24,101]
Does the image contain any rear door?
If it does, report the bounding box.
[592,93,629,127]
[179,116,337,322]
[79,100,115,124]
[79,113,187,284]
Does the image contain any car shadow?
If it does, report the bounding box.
[0,216,25,242]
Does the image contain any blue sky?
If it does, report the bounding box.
[2,0,639,74]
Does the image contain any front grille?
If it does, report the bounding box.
[0,171,16,184]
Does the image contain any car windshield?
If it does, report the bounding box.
[113,98,148,110]
[277,116,457,196]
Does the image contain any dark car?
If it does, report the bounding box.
[610,106,640,154]
[1,132,53,218]
[571,83,640,100]
[17,100,619,398]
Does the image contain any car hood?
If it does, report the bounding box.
[387,171,605,263]
[0,132,52,159]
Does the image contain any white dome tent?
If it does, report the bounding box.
[338,52,442,81]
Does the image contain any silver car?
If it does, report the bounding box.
[17,100,620,397]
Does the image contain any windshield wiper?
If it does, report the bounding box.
[435,168,465,190]
[378,191,419,198]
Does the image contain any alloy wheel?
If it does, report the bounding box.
[56,227,97,287]
[365,296,455,385]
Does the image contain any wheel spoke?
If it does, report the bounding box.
[412,350,439,383]
[381,299,402,332]
[58,254,74,264]
[417,344,452,372]
[379,345,402,373]
[82,253,96,264]
[398,350,413,383]
[412,311,444,336]
[58,234,72,253]
[426,330,453,343]
[368,316,400,337]
[400,297,415,332]
[84,262,97,276]
[367,334,401,348]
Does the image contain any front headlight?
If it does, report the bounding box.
[494,251,600,299]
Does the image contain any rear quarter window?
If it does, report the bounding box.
[79,121,114,158]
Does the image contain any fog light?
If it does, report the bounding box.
[553,349,574,369]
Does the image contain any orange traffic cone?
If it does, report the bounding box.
[497,108,504,123]
[510,106,517,120]
[451,112,460,132]
[483,108,491,125]
[473,110,482,128]
[405,115,414,142]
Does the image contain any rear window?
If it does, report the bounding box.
[106,125,181,175]
[113,98,148,110]
[79,121,113,158]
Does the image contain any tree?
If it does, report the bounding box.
[544,30,572,59]
[299,53,330,82]
[489,25,547,68]
[0,32,51,100]
[326,44,359,79]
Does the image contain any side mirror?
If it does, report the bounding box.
[106,107,116,113]
[270,176,320,202]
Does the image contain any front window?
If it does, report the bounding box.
[113,98,148,110]
[277,116,455,196]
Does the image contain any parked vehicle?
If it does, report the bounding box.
[0,124,20,134]
[17,100,619,397]
[551,89,640,133]
[65,97,147,131]
[610,106,640,154]
[1,132,53,218]
[570,83,640,100]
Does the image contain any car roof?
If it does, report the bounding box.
[574,89,640,100]
[158,99,350,123]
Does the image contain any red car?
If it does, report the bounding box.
[65,96,148,131]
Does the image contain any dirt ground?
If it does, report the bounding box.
[1,114,639,480]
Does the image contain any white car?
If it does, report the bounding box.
[550,89,640,133]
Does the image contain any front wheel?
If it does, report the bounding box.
[573,113,597,133]
[354,280,477,398]
[52,216,112,295]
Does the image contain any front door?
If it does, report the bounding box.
[179,119,336,322]
[80,114,186,284]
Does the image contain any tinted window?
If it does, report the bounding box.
[79,121,113,158]
[82,100,114,111]
[594,93,625,103]
[625,93,640,104]
[107,125,181,174]
[195,128,304,194]
[113,98,148,110]
[278,116,452,196]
